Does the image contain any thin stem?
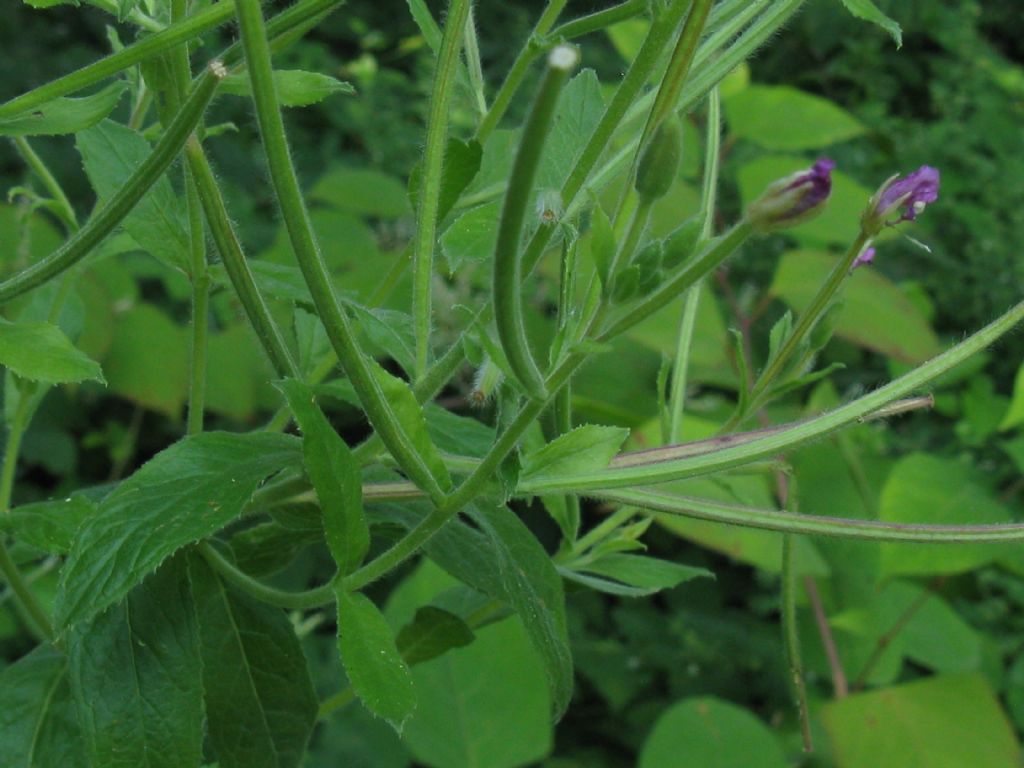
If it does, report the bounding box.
[463,5,488,117]
[553,238,580,541]
[551,0,648,41]
[475,0,568,143]
[804,576,848,698]
[780,483,812,751]
[668,87,720,443]
[235,0,448,505]
[185,138,300,380]
[493,45,578,399]
[0,68,223,305]
[412,0,473,380]
[198,542,335,610]
[567,506,637,559]
[12,138,78,233]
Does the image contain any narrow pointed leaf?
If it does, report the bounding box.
[520,425,629,489]
[0,82,127,137]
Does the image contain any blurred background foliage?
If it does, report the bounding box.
[1,0,1023,765]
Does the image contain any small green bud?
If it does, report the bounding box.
[635,115,684,203]
[634,241,664,295]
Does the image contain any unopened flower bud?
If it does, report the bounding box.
[861,165,939,236]
[746,158,834,233]
[635,115,685,203]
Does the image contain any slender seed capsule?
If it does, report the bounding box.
[635,114,685,203]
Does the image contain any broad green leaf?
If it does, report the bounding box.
[0,495,95,554]
[408,137,483,222]
[279,379,367,574]
[423,404,495,458]
[396,606,474,665]
[220,70,354,106]
[67,556,203,768]
[771,249,940,363]
[0,646,88,767]
[351,305,416,376]
[77,120,190,273]
[205,324,277,422]
[55,431,301,629]
[0,318,104,384]
[724,85,865,150]
[0,82,126,137]
[309,167,412,219]
[103,303,188,417]
[520,425,629,491]
[439,200,500,275]
[230,521,321,577]
[336,588,416,731]
[368,360,452,492]
[999,362,1024,431]
[578,553,712,596]
[639,697,788,768]
[189,556,318,768]
[388,561,552,768]
[537,69,605,191]
[737,156,876,245]
[467,503,574,718]
[838,0,902,47]
[822,674,1018,768]
[879,454,1012,578]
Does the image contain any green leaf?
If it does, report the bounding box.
[368,360,452,493]
[467,503,574,718]
[423,404,495,458]
[999,362,1024,431]
[189,556,318,768]
[724,85,865,150]
[520,425,629,491]
[279,379,367,574]
[838,0,902,47]
[77,120,190,273]
[220,70,354,107]
[577,553,711,596]
[0,318,103,384]
[103,303,188,417]
[590,205,615,289]
[770,249,940,363]
[822,674,1018,768]
[0,646,88,767]
[55,431,301,629]
[639,697,788,768]
[336,588,416,731]
[0,495,95,554]
[350,305,416,376]
[230,521,321,577]
[439,200,500,275]
[388,561,552,768]
[67,556,203,768]
[309,167,412,219]
[408,137,483,222]
[879,453,1012,578]
[537,69,606,190]
[396,606,475,665]
[0,82,127,137]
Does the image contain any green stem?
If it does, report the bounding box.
[523,298,1024,493]
[567,506,637,559]
[493,45,578,399]
[737,230,872,425]
[413,0,473,380]
[198,542,334,609]
[185,138,300,379]
[0,2,236,119]
[553,238,580,541]
[551,0,648,41]
[0,68,222,305]
[235,0,448,505]
[781,532,813,751]
[12,138,77,233]
[668,87,720,442]
[595,486,1024,543]
[475,0,568,143]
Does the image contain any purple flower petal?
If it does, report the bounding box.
[852,246,876,270]
[875,165,940,223]
[746,157,835,232]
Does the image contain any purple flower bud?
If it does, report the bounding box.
[746,158,834,232]
[852,246,876,270]
[862,165,940,234]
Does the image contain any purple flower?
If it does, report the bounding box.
[852,246,876,270]
[746,158,835,232]
[862,166,940,234]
